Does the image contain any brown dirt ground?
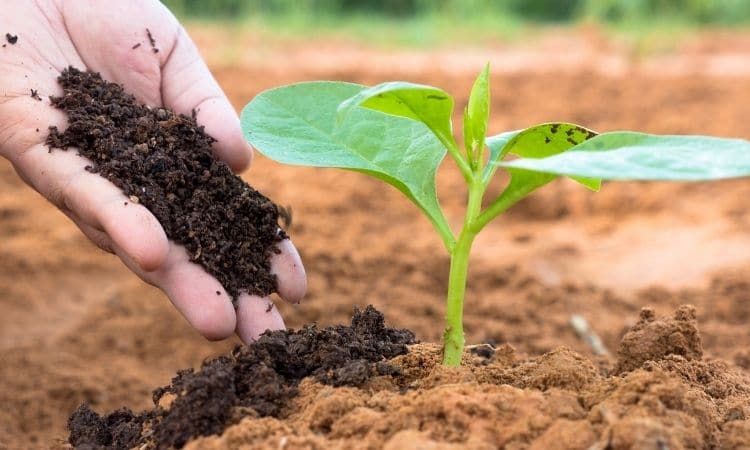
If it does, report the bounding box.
[186,305,750,450]
[2,30,750,448]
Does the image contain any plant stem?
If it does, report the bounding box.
[471,181,545,233]
[442,227,477,366]
[436,131,473,183]
[442,178,484,366]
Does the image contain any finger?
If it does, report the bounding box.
[62,209,116,255]
[0,93,169,272]
[160,27,253,172]
[60,2,252,171]
[59,0,170,106]
[74,208,289,343]
[13,143,169,271]
[235,294,285,344]
[116,243,237,341]
[271,239,307,304]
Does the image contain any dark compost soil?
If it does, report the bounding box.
[67,306,415,449]
[45,67,284,300]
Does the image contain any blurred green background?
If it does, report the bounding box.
[163,0,750,24]
[162,0,750,52]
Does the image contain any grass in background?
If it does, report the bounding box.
[164,0,750,52]
[224,12,526,48]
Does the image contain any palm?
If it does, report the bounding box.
[0,0,306,343]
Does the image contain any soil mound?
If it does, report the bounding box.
[614,305,703,374]
[68,305,750,449]
[67,306,415,449]
[46,67,283,299]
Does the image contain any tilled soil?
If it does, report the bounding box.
[69,305,750,450]
[183,306,750,449]
[66,305,750,449]
[2,31,750,448]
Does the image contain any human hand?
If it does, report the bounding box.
[0,0,306,343]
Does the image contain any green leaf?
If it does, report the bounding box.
[494,169,557,212]
[466,64,490,153]
[337,81,455,149]
[482,130,519,184]
[483,123,600,190]
[462,105,473,157]
[498,132,750,181]
[241,81,454,248]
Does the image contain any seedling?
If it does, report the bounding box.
[241,66,750,366]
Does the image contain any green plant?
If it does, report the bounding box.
[241,66,750,366]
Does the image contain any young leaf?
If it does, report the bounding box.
[464,64,490,166]
[462,105,474,156]
[482,123,600,190]
[241,81,455,248]
[497,132,750,181]
[337,82,455,148]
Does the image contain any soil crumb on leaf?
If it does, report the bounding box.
[68,306,415,449]
[45,67,284,299]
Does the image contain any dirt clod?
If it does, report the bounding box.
[68,404,145,449]
[68,305,415,449]
[614,305,703,374]
[5,33,17,44]
[45,67,284,300]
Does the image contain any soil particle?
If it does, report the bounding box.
[614,305,703,374]
[5,33,17,44]
[131,42,141,50]
[470,343,495,359]
[45,67,284,300]
[146,28,158,53]
[68,305,415,449]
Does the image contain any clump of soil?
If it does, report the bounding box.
[69,305,750,449]
[46,67,284,299]
[67,407,148,450]
[67,305,415,449]
[614,304,703,374]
